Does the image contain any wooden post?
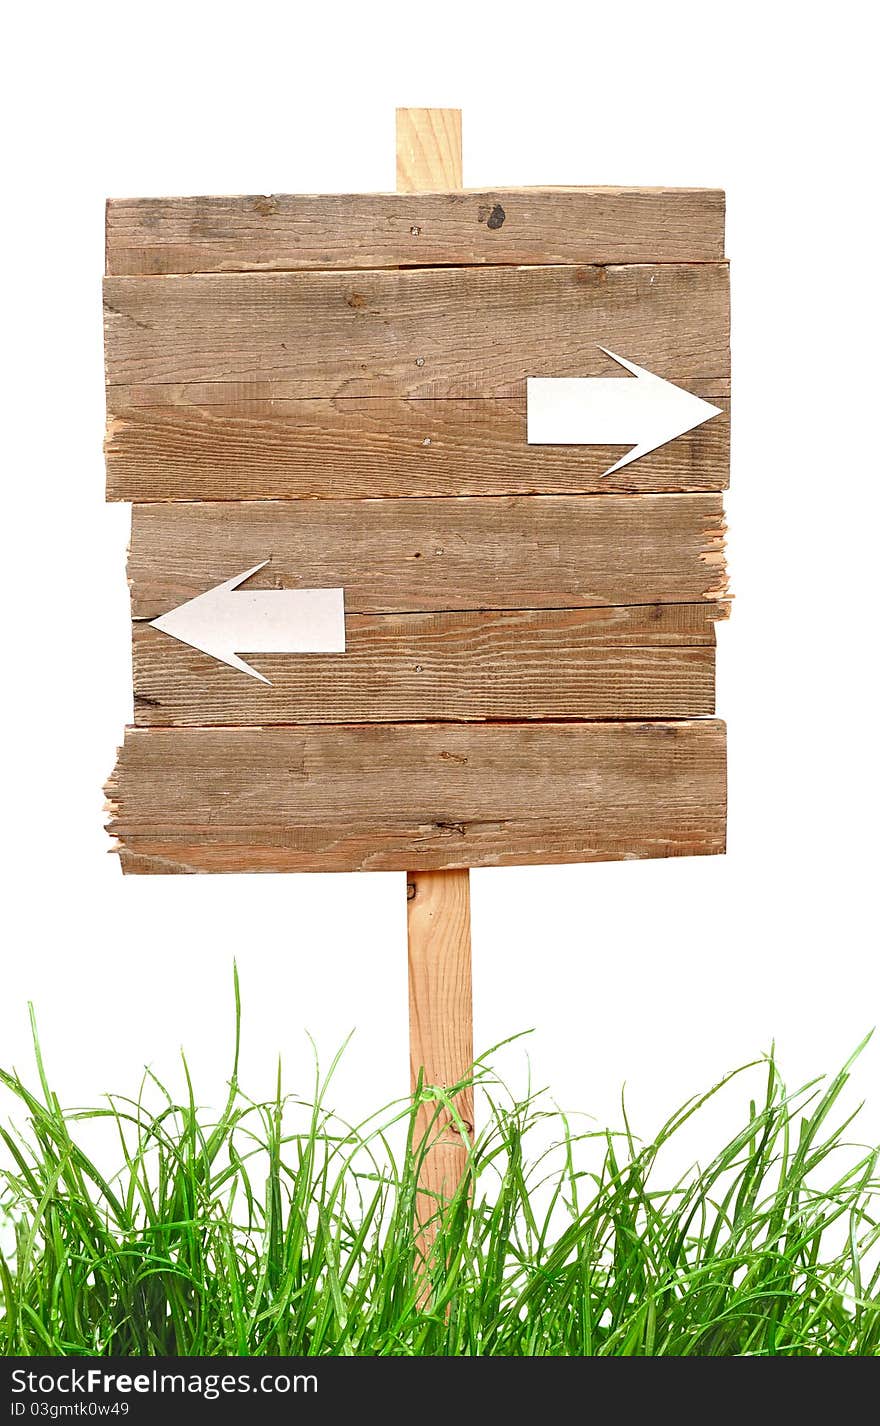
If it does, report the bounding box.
[407,868,474,1194]
[396,107,462,192]
[397,108,474,1229]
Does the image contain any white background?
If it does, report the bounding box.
[2,3,877,1157]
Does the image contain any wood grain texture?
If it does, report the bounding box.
[105,719,727,874]
[105,389,730,501]
[408,868,474,1213]
[132,607,716,726]
[103,263,729,395]
[128,495,728,620]
[398,107,473,1241]
[104,188,726,275]
[396,108,463,192]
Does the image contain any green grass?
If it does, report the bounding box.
[1,975,878,1356]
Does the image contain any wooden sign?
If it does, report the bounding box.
[104,155,729,876]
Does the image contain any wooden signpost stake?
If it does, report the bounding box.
[398,108,473,1224]
[103,109,731,1270]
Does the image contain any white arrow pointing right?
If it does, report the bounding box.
[527,348,723,476]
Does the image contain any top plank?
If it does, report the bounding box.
[105,189,725,275]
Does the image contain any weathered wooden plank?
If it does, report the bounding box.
[132,607,716,726]
[128,495,728,620]
[106,719,727,873]
[103,263,729,395]
[105,390,730,501]
[105,188,725,275]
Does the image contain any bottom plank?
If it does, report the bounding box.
[106,720,726,874]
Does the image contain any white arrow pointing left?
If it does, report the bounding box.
[149,562,346,683]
